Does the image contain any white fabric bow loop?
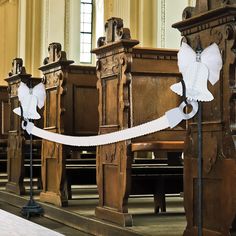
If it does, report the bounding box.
[13,82,46,120]
[170,42,222,102]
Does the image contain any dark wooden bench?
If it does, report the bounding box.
[93,17,185,227]
[131,162,183,213]
[65,154,183,208]
[173,2,236,235]
[131,141,184,213]
[4,58,43,195]
[39,43,99,206]
[65,158,96,199]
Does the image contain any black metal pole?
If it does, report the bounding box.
[21,81,44,219]
[29,133,33,202]
[197,101,202,236]
[21,129,44,219]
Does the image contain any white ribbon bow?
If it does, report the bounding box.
[170,42,222,102]
[13,82,46,119]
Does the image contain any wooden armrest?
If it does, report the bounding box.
[131,141,184,152]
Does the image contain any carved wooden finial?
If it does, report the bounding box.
[8,58,26,76]
[97,17,131,47]
[44,42,67,64]
[106,17,123,43]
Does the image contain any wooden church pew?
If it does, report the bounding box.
[5,58,43,195]
[39,43,98,206]
[173,1,236,235]
[0,85,9,173]
[92,17,185,226]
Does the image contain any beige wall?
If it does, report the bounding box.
[0,0,197,85]
[0,0,18,85]
[21,0,42,77]
[103,0,193,48]
[130,0,157,47]
[158,0,189,49]
[104,0,157,47]
[0,0,43,85]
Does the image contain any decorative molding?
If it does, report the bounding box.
[45,0,49,53]
[160,0,166,48]
[178,15,234,36]
[64,0,70,55]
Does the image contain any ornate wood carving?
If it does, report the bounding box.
[93,19,183,226]
[173,2,236,235]
[43,42,67,65]
[97,17,131,47]
[93,20,136,224]
[39,43,98,206]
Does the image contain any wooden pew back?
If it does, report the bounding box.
[131,47,184,142]
[173,1,236,234]
[39,43,98,206]
[5,58,42,194]
[92,17,185,226]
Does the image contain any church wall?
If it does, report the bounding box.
[20,0,42,78]
[103,0,195,48]
[157,0,190,49]
[0,0,18,85]
[0,0,196,85]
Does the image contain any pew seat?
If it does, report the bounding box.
[65,155,183,214]
[131,140,184,212]
[131,164,183,213]
[66,158,96,199]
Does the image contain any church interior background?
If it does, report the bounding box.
[3,1,236,236]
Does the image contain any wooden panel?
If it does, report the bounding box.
[193,178,221,231]
[104,165,118,209]
[46,158,57,192]
[9,97,19,132]
[6,134,25,195]
[74,86,98,134]
[45,87,58,129]
[1,100,9,135]
[103,77,118,125]
[132,75,180,125]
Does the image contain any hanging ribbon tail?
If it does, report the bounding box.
[22,100,198,147]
